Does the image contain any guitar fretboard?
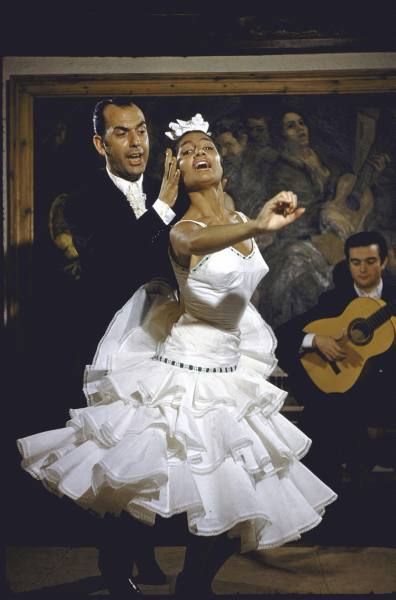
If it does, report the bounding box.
[366,301,396,332]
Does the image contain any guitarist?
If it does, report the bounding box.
[275,231,396,490]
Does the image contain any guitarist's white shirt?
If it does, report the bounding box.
[301,279,384,349]
[353,280,383,299]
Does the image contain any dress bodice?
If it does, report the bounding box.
[158,216,269,368]
[173,240,267,329]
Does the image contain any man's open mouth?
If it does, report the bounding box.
[127,152,143,160]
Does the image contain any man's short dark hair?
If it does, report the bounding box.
[92,97,140,137]
[344,231,389,263]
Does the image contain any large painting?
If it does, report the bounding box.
[28,91,396,404]
[6,73,396,410]
[34,93,396,330]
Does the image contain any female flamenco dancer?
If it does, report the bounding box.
[17,113,337,599]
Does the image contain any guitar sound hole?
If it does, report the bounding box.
[348,318,373,345]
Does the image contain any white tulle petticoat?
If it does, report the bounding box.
[17,284,336,553]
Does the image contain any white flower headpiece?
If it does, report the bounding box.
[165,113,211,141]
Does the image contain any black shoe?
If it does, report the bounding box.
[104,575,142,598]
[98,548,142,598]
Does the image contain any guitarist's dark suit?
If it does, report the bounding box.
[275,263,396,488]
[65,168,187,364]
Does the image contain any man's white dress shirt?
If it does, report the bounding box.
[107,169,175,225]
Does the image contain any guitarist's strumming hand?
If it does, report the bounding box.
[313,334,347,362]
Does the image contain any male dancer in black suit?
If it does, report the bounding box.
[64,98,184,598]
[65,97,184,363]
[275,231,396,491]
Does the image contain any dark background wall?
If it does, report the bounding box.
[2,5,396,57]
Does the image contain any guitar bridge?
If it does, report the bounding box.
[329,360,341,375]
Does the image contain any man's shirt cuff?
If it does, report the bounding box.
[301,333,315,350]
[153,199,176,225]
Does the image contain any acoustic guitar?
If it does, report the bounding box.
[300,296,396,393]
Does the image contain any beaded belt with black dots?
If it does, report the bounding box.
[152,354,238,373]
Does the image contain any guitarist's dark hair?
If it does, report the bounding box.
[344,231,388,264]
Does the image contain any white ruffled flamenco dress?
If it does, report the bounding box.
[17,217,336,552]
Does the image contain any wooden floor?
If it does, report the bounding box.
[6,543,396,598]
[6,466,396,599]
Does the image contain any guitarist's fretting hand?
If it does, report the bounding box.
[313,334,347,362]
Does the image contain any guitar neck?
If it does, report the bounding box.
[367,301,396,332]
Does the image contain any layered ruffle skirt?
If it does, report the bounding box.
[18,283,336,552]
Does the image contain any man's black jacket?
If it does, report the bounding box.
[64,169,187,356]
